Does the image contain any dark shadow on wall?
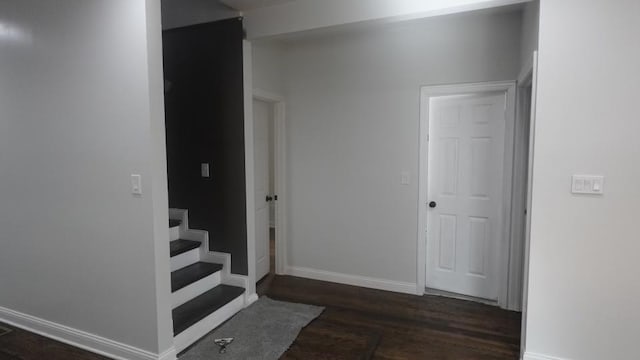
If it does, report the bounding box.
[163,18,248,275]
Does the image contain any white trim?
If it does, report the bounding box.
[170,248,200,272]
[253,88,288,276]
[520,50,539,358]
[523,352,569,360]
[158,348,178,360]
[169,226,180,241]
[171,271,222,308]
[245,293,259,305]
[0,306,176,360]
[173,294,245,354]
[417,81,517,309]
[253,88,284,103]
[286,266,418,295]
[243,40,257,299]
[168,208,189,231]
[507,60,535,311]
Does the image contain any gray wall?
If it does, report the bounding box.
[280,10,523,285]
[520,1,539,67]
[161,0,239,30]
[525,0,640,359]
[0,0,172,355]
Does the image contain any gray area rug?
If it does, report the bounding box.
[180,296,324,360]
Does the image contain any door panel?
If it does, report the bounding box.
[426,92,507,300]
[253,99,270,281]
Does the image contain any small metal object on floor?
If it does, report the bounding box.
[214,338,234,354]
[0,325,12,337]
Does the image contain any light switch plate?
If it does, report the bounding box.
[401,171,410,185]
[572,175,604,195]
[201,163,210,178]
[131,174,142,195]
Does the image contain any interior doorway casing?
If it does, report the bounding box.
[518,50,538,359]
[417,81,517,310]
[253,88,287,277]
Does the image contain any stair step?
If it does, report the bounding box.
[172,285,245,336]
[169,219,182,228]
[171,262,223,292]
[170,239,201,257]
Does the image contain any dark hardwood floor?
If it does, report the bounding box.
[1,226,520,359]
[0,323,108,360]
[259,226,522,359]
[264,275,521,360]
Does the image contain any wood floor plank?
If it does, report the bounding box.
[263,275,521,360]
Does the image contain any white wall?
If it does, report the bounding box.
[252,41,286,95]
[0,0,172,357]
[525,1,640,359]
[161,0,238,30]
[520,0,539,68]
[282,11,522,288]
[243,0,530,39]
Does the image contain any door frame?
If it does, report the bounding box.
[519,51,538,357]
[416,81,517,309]
[253,88,288,276]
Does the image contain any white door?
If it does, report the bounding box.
[426,92,507,301]
[253,99,271,281]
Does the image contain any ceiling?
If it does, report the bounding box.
[220,0,295,11]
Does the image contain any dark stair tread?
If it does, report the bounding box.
[170,239,201,257]
[171,262,223,292]
[169,219,182,228]
[172,285,245,336]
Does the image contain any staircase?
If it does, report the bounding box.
[168,209,246,353]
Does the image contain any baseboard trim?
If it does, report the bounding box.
[158,347,177,360]
[0,305,175,360]
[286,266,418,295]
[523,352,569,360]
[245,293,259,306]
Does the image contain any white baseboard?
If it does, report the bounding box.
[286,266,418,295]
[245,293,259,306]
[524,352,569,360]
[158,348,177,360]
[0,305,175,360]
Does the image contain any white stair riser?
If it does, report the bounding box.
[170,249,199,272]
[169,226,180,241]
[169,209,188,228]
[172,271,222,309]
[173,294,245,354]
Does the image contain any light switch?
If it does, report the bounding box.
[401,171,410,185]
[572,175,604,195]
[201,163,210,178]
[131,174,142,195]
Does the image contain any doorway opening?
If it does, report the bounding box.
[253,89,287,292]
[417,81,529,310]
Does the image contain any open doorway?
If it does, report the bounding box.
[253,89,286,289]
